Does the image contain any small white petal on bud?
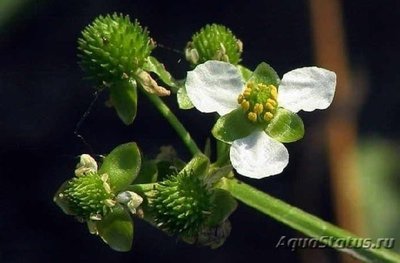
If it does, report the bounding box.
[90,213,102,221]
[75,154,98,177]
[237,39,243,53]
[117,191,143,215]
[104,199,117,208]
[137,70,170,96]
[100,173,112,194]
[185,47,199,65]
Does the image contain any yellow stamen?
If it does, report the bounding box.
[265,102,275,111]
[243,88,251,97]
[241,100,250,111]
[267,98,277,107]
[253,103,264,114]
[237,94,244,104]
[248,112,257,122]
[263,112,274,121]
[259,83,268,90]
[270,85,278,99]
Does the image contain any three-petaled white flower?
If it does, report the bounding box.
[185,60,336,179]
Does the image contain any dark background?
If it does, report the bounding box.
[1,0,399,262]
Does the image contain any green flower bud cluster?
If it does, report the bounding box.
[185,24,243,66]
[78,13,155,86]
[59,172,114,220]
[151,170,212,237]
[54,143,142,251]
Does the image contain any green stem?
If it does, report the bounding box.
[127,183,157,193]
[142,91,201,155]
[221,177,400,263]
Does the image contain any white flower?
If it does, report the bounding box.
[185,60,336,179]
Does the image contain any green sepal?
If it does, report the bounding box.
[99,142,141,193]
[206,165,233,186]
[53,181,75,216]
[215,140,230,166]
[134,160,158,184]
[109,79,137,125]
[266,108,305,143]
[177,86,194,109]
[142,56,178,88]
[236,65,252,82]
[180,154,210,178]
[96,205,134,252]
[249,62,280,86]
[206,189,237,227]
[212,108,255,143]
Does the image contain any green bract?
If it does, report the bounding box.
[108,79,138,125]
[98,142,142,192]
[266,108,305,143]
[185,24,243,66]
[54,142,142,251]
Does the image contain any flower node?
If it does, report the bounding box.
[238,82,278,124]
[58,172,114,220]
[150,170,212,237]
[78,13,155,86]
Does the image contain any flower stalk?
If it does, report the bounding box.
[141,89,201,155]
[219,177,400,263]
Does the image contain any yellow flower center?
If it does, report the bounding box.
[237,82,278,124]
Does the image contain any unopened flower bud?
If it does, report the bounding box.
[78,13,155,86]
[185,24,243,66]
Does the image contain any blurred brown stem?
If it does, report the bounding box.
[308,0,365,261]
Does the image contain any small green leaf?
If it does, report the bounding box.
[134,160,158,184]
[236,65,252,82]
[53,181,75,216]
[109,79,137,125]
[206,165,233,186]
[99,142,141,192]
[206,189,237,226]
[96,205,133,252]
[266,108,304,143]
[180,154,210,178]
[212,108,255,143]
[143,56,177,88]
[177,86,194,109]
[249,62,280,86]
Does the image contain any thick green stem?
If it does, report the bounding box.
[142,91,201,155]
[220,177,400,263]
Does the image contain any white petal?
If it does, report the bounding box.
[230,131,289,179]
[277,67,336,113]
[185,61,244,115]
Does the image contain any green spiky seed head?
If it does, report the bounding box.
[151,171,212,237]
[56,173,115,220]
[185,24,243,66]
[78,13,155,86]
